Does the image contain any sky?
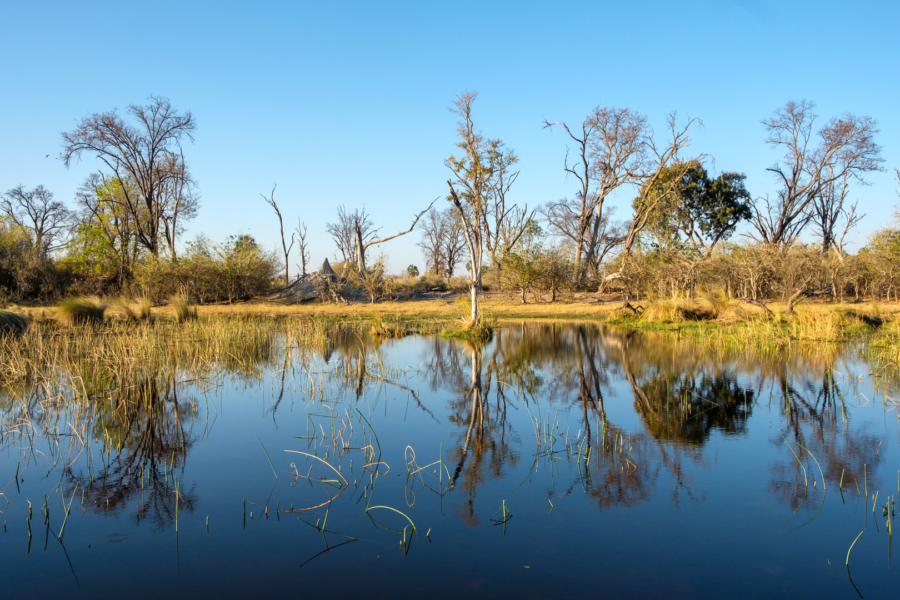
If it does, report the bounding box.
[1,0,898,274]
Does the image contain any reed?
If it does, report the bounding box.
[0,310,29,336]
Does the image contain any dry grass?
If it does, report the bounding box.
[169,294,198,323]
[57,296,108,325]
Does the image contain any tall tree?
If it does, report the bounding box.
[418,207,468,278]
[1,184,70,253]
[446,91,522,322]
[260,184,295,286]
[604,114,702,284]
[750,100,882,246]
[543,107,648,282]
[61,96,197,258]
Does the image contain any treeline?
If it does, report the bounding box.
[2,94,899,309]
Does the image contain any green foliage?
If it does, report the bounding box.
[639,161,752,257]
[407,264,419,277]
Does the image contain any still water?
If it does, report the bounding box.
[1,323,898,598]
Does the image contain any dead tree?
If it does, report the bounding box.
[809,166,863,261]
[543,107,647,283]
[749,100,882,246]
[295,218,310,277]
[351,199,438,273]
[260,184,295,287]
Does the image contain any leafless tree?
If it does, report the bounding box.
[260,184,295,286]
[543,107,648,283]
[326,205,374,264]
[809,166,863,261]
[158,151,199,260]
[1,184,71,253]
[446,91,522,321]
[604,114,703,285]
[483,146,532,271]
[353,199,437,273]
[749,100,882,246]
[418,207,468,278]
[61,96,197,258]
[418,207,444,275]
[295,218,310,277]
[541,201,625,275]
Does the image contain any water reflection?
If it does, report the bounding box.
[0,323,887,528]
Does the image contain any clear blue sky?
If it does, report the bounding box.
[1,0,897,274]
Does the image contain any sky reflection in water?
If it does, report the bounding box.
[0,323,898,599]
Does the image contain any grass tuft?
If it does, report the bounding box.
[169,295,197,323]
[0,309,30,336]
[57,296,108,326]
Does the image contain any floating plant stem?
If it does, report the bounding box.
[846,530,864,566]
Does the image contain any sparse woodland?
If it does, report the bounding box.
[2,94,899,319]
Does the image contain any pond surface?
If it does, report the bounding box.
[1,323,899,598]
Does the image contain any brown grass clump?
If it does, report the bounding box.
[169,295,197,323]
[113,295,153,321]
[0,309,30,336]
[57,296,108,326]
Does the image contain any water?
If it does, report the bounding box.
[1,323,898,598]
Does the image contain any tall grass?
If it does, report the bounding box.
[0,310,29,336]
[169,295,197,323]
[113,295,153,321]
[57,296,108,325]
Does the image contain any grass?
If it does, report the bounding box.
[113,295,153,321]
[169,295,197,323]
[0,310,29,336]
[56,296,108,325]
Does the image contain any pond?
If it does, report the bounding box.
[0,322,898,598]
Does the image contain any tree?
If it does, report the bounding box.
[750,100,882,246]
[407,264,419,277]
[295,218,310,277]
[809,165,863,260]
[260,184,294,286]
[543,107,648,283]
[352,200,436,273]
[603,114,702,285]
[446,91,523,322]
[418,207,468,278]
[640,161,752,295]
[1,184,70,254]
[61,96,197,258]
[643,162,752,259]
[326,205,372,264]
[67,175,144,288]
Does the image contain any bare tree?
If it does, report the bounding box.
[809,166,863,261]
[61,96,197,258]
[541,201,624,275]
[158,151,199,260]
[295,218,310,277]
[749,100,882,246]
[418,207,444,275]
[326,205,374,264]
[1,184,70,253]
[353,199,437,273]
[418,207,468,278]
[260,184,295,286]
[446,91,522,322]
[604,114,703,285]
[543,107,648,283]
